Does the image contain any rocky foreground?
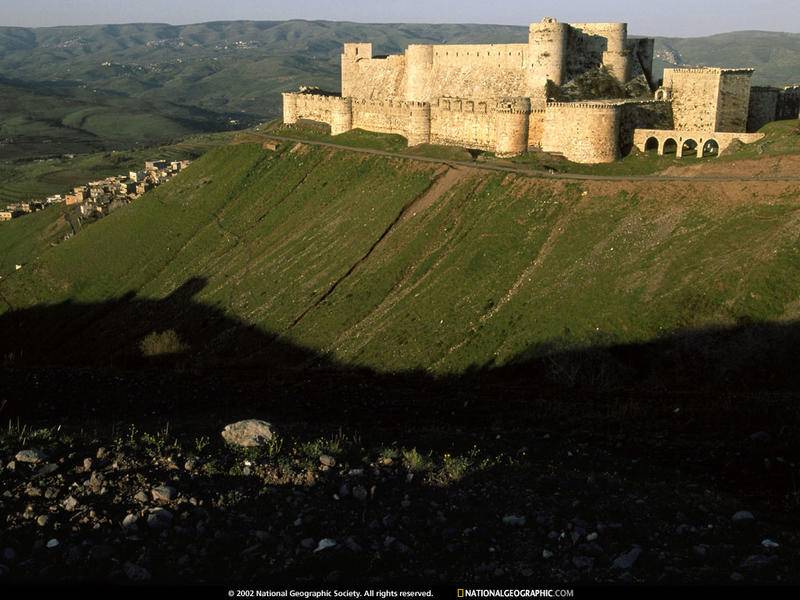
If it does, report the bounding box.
[2,410,799,586]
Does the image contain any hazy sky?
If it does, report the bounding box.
[0,0,797,37]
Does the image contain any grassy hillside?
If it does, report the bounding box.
[2,141,800,376]
[0,203,72,279]
[0,21,797,160]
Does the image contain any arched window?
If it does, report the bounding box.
[663,138,678,156]
[703,139,720,157]
[682,139,698,157]
[644,137,659,153]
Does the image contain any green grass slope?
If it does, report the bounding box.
[2,142,800,374]
[0,203,72,279]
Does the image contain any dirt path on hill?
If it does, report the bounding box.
[264,134,800,183]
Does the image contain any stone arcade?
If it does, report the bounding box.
[283,17,798,164]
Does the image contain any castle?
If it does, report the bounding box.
[283,17,800,164]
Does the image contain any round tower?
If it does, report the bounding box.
[405,44,434,102]
[494,97,531,157]
[330,97,353,136]
[406,102,431,146]
[601,23,631,83]
[282,93,299,125]
[528,17,568,87]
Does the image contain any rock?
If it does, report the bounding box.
[96,447,108,460]
[45,539,60,549]
[146,507,173,530]
[761,539,780,549]
[750,431,772,444]
[124,562,152,582]
[184,459,197,471]
[5,461,15,471]
[320,455,336,468]
[732,511,755,524]
[221,420,276,447]
[134,491,149,503]
[83,458,94,471]
[352,485,368,502]
[730,572,744,582]
[34,463,59,478]
[542,549,554,559]
[314,538,337,553]
[15,449,47,464]
[62,496,79,512]
[36,515,51,527]
[740,554,778,571]
[122,514,139,530]
[613,546,642,570]
[151,485,177,503]
[502,515,526,527]
[84,471,105,493]
[586,532,599,542]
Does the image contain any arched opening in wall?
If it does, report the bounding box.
[682,139,698,158]
[644,137,659,153]
[703,139,720,157]
[467,149,484,160]
[662,138,678,156]
[655,90,665,101]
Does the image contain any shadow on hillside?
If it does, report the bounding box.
[1,276,800,435]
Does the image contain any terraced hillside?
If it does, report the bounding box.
[2,140,800,377]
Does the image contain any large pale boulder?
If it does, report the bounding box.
[221,420,277,447]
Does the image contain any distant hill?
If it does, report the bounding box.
[0,21,797,160]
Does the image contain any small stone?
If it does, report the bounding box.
[184,459,197,471]
[62,496,79,511]
[352,485,368,502]
[122,514,139,530]
[46,539,60,549]
[319,455,336,468]
[613,546,642,570]
[502,515,526,527]
[15,449,47,464]
[314,538,337,552]
[151,485,177,502]
[5,461,15,471]
[587,532,599,542]
[134,491,149,503]
[124,562,151,582]
[740,554,778,571]
[96,447,108,460]
[146,507,173,530]
[761,539,780,549]
[34,463,59,478]
[731,572,744,582]
[542,549,554,559]
[221,420,276,447]
[36,515,51,527]
[750,431,771,443]
[732,511,755,523]
[83,458,94,471]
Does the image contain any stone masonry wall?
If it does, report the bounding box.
[663,68,722,131]
[542,103,621,163]
[716,71,753,132]
[429,98,496,151]
[748,87,780,132]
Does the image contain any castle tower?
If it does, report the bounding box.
[406,102,432,146]
[494,97,531,157]
[601,23,631,83]
[341,43,373,98]
[330,97,353,136]
[405,45,434,102]
[282,93,298,125]
[528,17,568,87]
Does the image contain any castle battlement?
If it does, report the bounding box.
[284,16,791,164]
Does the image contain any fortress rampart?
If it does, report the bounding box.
[284,18,796,164]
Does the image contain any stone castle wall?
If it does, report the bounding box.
[542,102,621,163]
[662,67,754,133]
[748,87,781,132]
